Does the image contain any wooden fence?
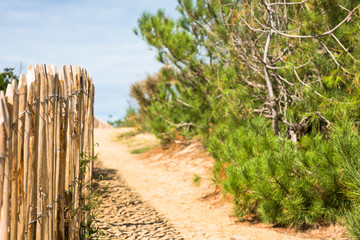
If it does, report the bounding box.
[0,64,95,240]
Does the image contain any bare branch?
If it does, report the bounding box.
[271,46,290,64]
[266,65,287,70]
[272,6,359,38]
[272,73,294,86]
[239,15,270,33]
[293,68,309,87]
[263,0,280,135]
[293,68,327,99]
[267,0,308,6]
[330,32,358,62]
[294,60,311,69]
[176,99,192,108]
[192,19,219,37]
[163,118,200,128]
[318,39,349,73]
[242,78,266,89]
[338,4,351,13]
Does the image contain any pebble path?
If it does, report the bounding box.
[92,163,184,240]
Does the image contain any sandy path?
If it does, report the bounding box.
[94,128,317,240]
[92,161,183,239]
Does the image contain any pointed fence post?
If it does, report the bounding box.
[73,66,82,236]
[24,71,35,239]
[53,67,61,240]
[36,64,48,240]
[57,67,67,240]
[28,66,40,240]
[0,90,10,240]
[17,75,27,240]
[46,65,57,240]
[23,71,33,239]
[8,80,19,240]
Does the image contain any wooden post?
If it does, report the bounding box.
[46,65,57,240]
[53,68,61,240]
[23,68,34,239]
[41,65,50,240]
[23,72,33,239]
[0,90,10,240]
[64,65,76,238]
[9,80,19,240]
[83,70,91,225]
[64,65,73,192]
[0,92,5,233]
[27,66,39,240]
[57,67,67,240]
[24,79,35,240]
[73,66,82,237]
[90,80,95,178]
[17,75,27,240]
[0,92,5,213]
[36,64,48,240]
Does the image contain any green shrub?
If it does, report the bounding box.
[332,119,360,239]
[207,116,349,229]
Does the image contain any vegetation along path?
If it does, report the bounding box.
[93,126,342,240]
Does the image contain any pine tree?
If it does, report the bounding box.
[132,0,360,232]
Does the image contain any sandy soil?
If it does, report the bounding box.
[92,161,183,239]
[94,128,344,240]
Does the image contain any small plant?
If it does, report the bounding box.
[130,146,152,154]
[192,174,201,187]
[64,144,103,240]
[79,145,101,239]
[79,184,102,240]
[117,131,140,140]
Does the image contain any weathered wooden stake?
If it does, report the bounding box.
[73,66,82,236]
[9,80,19,240]
[24,72,35,239]
[57,67,67,240]
[0,90,10,240]
[53,68,61,239]
[36,64,48,240]
[46,65,56,240]
[27,66,40,240]
[17,75,27,240]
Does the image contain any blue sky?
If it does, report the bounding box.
[0,0,178,121]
